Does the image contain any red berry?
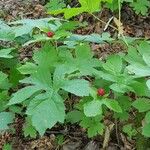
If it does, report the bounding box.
[47,31,54,37]
[97,88,105,96]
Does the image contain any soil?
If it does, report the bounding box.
[0,0,150,150]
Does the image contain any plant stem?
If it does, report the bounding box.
[90,13,118,31]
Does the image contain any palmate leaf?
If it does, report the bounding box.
[9,18,62,37]
[142,123,150,137]
[26,92,65,135]
[80,115,104,137]
[126,41,150,78]
[9,43,91,135]
[60,44,102,76]
[8,44,60,135]
[0,48,14,58]
[130,0,150,15]
[132,98,150,112]
[67,32,113,44]
[84,98,122,117]
[61,79,90,96]
[102,55,122,74]
[48,0,112,19]
[53,64,91,96]
[84,100,103,117]
[0,20,15,41]
[8,86,42,105]
[103,98,122,113]
[45,0,66,11]
[95,54,137,93]
[0,72,11,90]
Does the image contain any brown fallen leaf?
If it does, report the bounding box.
[114,17,124,36]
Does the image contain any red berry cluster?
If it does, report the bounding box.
[97,88,105,96]
[46,31,54,38]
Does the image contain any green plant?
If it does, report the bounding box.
[2,143,12,150]
[123,124,137,139]
[125,41,150,137]
[1,10,150,149]
[48,0,112,19]
[106,0,150,16]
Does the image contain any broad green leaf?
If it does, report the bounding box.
[75,44,93,59]
[61,79,90,96]
[66,110,83,123]
[84,100,102,117]
[9,105,22,114]
[127,64,150,77]
[137,41,150,55]
[23,117,37,138]
[79,0,101,12]
[110,83,134,93]
[10,18,61,37]
[0,72,7,85]
[45,0,66,11]
[103,55,122,74]
[26,92,65,135]
[18,62,37,74]
[49,0,104,19]
[103,99,122,112]
[0,71,11,90]
[145,111,150,124]
[67,32,113,43]
[33,42,58,68]
[0,20,15,41]
[143,53,150,67]
[0,48,14,58]
[93,70,116,82]
[130,0,150,15]
[80,115,104,137]
[142,123,150,137]
[53,64,77,89]
[0,112,15,131]
[8,86,42,105]
[130,80,150,97]
[146,80,150,90]
[64,44,102,76]
[123,124,137,139]
[132,98,150,112]
[116,96,131,111]
[125,46,145,65]
[23,34,51,46]
[0,91,9,112]
[88,122,104,137]
[2,143,12,150]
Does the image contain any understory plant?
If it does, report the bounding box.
[0,0,150,148]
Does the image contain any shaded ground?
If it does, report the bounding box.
[0,0,150,150]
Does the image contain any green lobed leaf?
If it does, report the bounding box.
[0,48,14,58]
[103,99,122,113]
[102,55,122,74]
[8,86,42,105]
[0,112,15,131]
[84,100,103,117]
[146,80,150,90]
[66,110,83,123]
[145,111,150,124]
[61,79,90,96]
[132,98,150,112]
[142,123,150,137]
[23,117,37,138]
[26,92,65,135]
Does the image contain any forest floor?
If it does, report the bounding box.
[0,0,150,150]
